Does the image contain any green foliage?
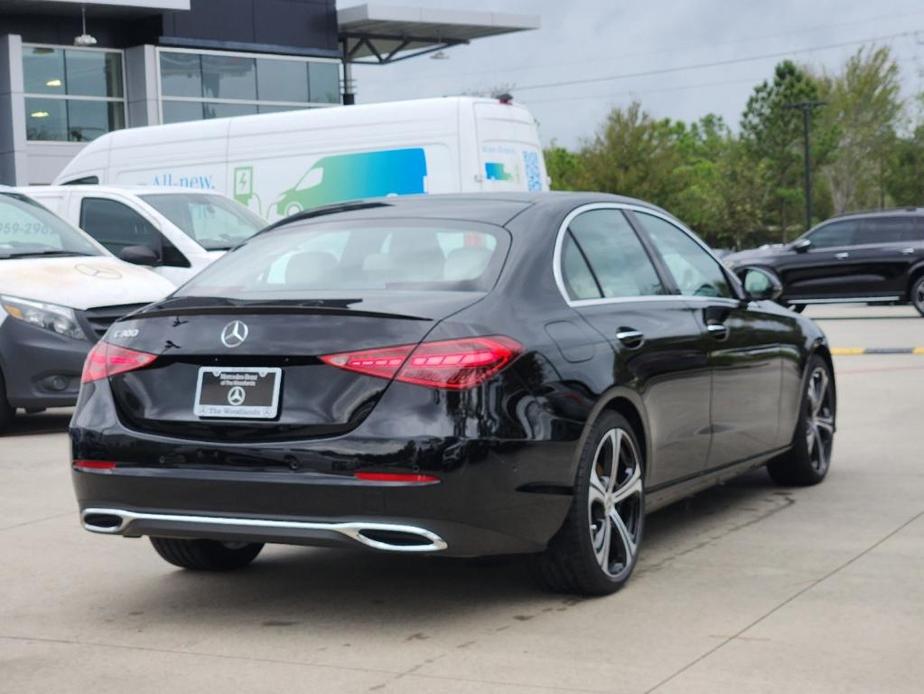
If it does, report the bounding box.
[545,47,921,249]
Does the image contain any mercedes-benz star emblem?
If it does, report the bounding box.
[75,263,122,280]
[220,320,249,348]
[227,386,246,406]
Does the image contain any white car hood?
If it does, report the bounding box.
[0,256,174,310]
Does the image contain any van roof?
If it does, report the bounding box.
[61,96,534,158]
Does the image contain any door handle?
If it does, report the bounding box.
[615,329,645,349]
[834,252,849,260]
[900,248,915,256]
[706,323,729,340]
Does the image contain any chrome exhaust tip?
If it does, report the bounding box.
[79,508,448,552]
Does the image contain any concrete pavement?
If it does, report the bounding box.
[1,308,922,693]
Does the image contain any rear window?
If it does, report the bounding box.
[176,219,510,300]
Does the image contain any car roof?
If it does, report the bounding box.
[263,192,671,231]
[16,184,219,196]
[827,207,924,222]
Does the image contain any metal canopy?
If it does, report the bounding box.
[337,4,540,65]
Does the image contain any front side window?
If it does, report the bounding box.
[565,210,665,299]
[23,45,124,142]
[79,198,186,267]
[805,220,859,249]
[176,221,509,299]
[140,194,265,250]
[0,193,100,258]
[159,49,340,125]
[635,212,732,299]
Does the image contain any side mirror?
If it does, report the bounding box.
[792,238,812,253]
[739,266,783,302]
[118,245,160,267]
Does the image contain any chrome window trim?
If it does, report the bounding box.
[553,202,741,307]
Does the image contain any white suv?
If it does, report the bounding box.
[19,185,266,286]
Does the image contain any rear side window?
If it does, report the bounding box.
[79,198,187,267]
[857,217,919,244]
[176,220,510,299]
[565,210,665,298]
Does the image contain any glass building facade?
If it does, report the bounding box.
[22,45,125,142]
[158,49,340,124]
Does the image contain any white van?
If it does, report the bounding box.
[19,185,266,286]
[53,97,550,222]
[0,188,174,429]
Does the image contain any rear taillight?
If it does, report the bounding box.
[321,336,522,390]
[81,341,158,384]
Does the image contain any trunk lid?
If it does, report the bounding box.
[104,292,480,442]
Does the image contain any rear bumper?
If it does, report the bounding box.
[0,318,90,408]
[71,459,572,557]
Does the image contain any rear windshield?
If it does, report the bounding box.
[0,192,100,259]
[140,193,266,251]
[176,219,510,300]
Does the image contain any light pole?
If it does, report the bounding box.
[785,100,826,232]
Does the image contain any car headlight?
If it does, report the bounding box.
[0,295,86,340]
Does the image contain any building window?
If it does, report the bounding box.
[158,48,340,124]
[23,45,125,142]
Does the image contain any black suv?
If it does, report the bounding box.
[725,209,924,315]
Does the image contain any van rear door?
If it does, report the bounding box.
[474,101,548,193]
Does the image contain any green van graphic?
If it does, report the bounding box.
[273,148,428,218]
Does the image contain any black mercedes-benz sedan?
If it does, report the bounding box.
[71,193,836,595]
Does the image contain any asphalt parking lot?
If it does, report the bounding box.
[2,305,922,694]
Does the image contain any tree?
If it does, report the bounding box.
[816,46,904,213]
[741,60,824,239]
[545,143,585,191]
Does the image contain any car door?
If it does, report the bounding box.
[847,216,922,298]
[78,196,191,285]
[630,210,790,470]
[559,206,712,487]
[778,219,866,300]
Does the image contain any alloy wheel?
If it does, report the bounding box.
[805,367,835,475]
[913,278,924,313]
[587,428,643,579]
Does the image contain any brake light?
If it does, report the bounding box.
[73,460,117,471]
[354,472,440,484]
[320,336,522,390]
[81,341,158,384]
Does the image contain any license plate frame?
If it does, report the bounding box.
[193,366,282,420]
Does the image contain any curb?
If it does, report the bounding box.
[831,347,924,356]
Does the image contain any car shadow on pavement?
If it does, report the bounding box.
[100,470,786,627]
[2,409,72,436]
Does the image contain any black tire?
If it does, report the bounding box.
[911,274,924,317]
[767,355,835,486]
[533,411,645,596]
[149,537,263,571]
[0,370,15,434]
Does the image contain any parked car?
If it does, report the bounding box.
[0,188,174,432]
[724,209,924,315]
[53,97,550,222]
[19,186,266,286]
[70,193,836,596]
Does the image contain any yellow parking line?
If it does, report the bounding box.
[831,348,866,356]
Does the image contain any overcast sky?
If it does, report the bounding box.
[338,0,924,148]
